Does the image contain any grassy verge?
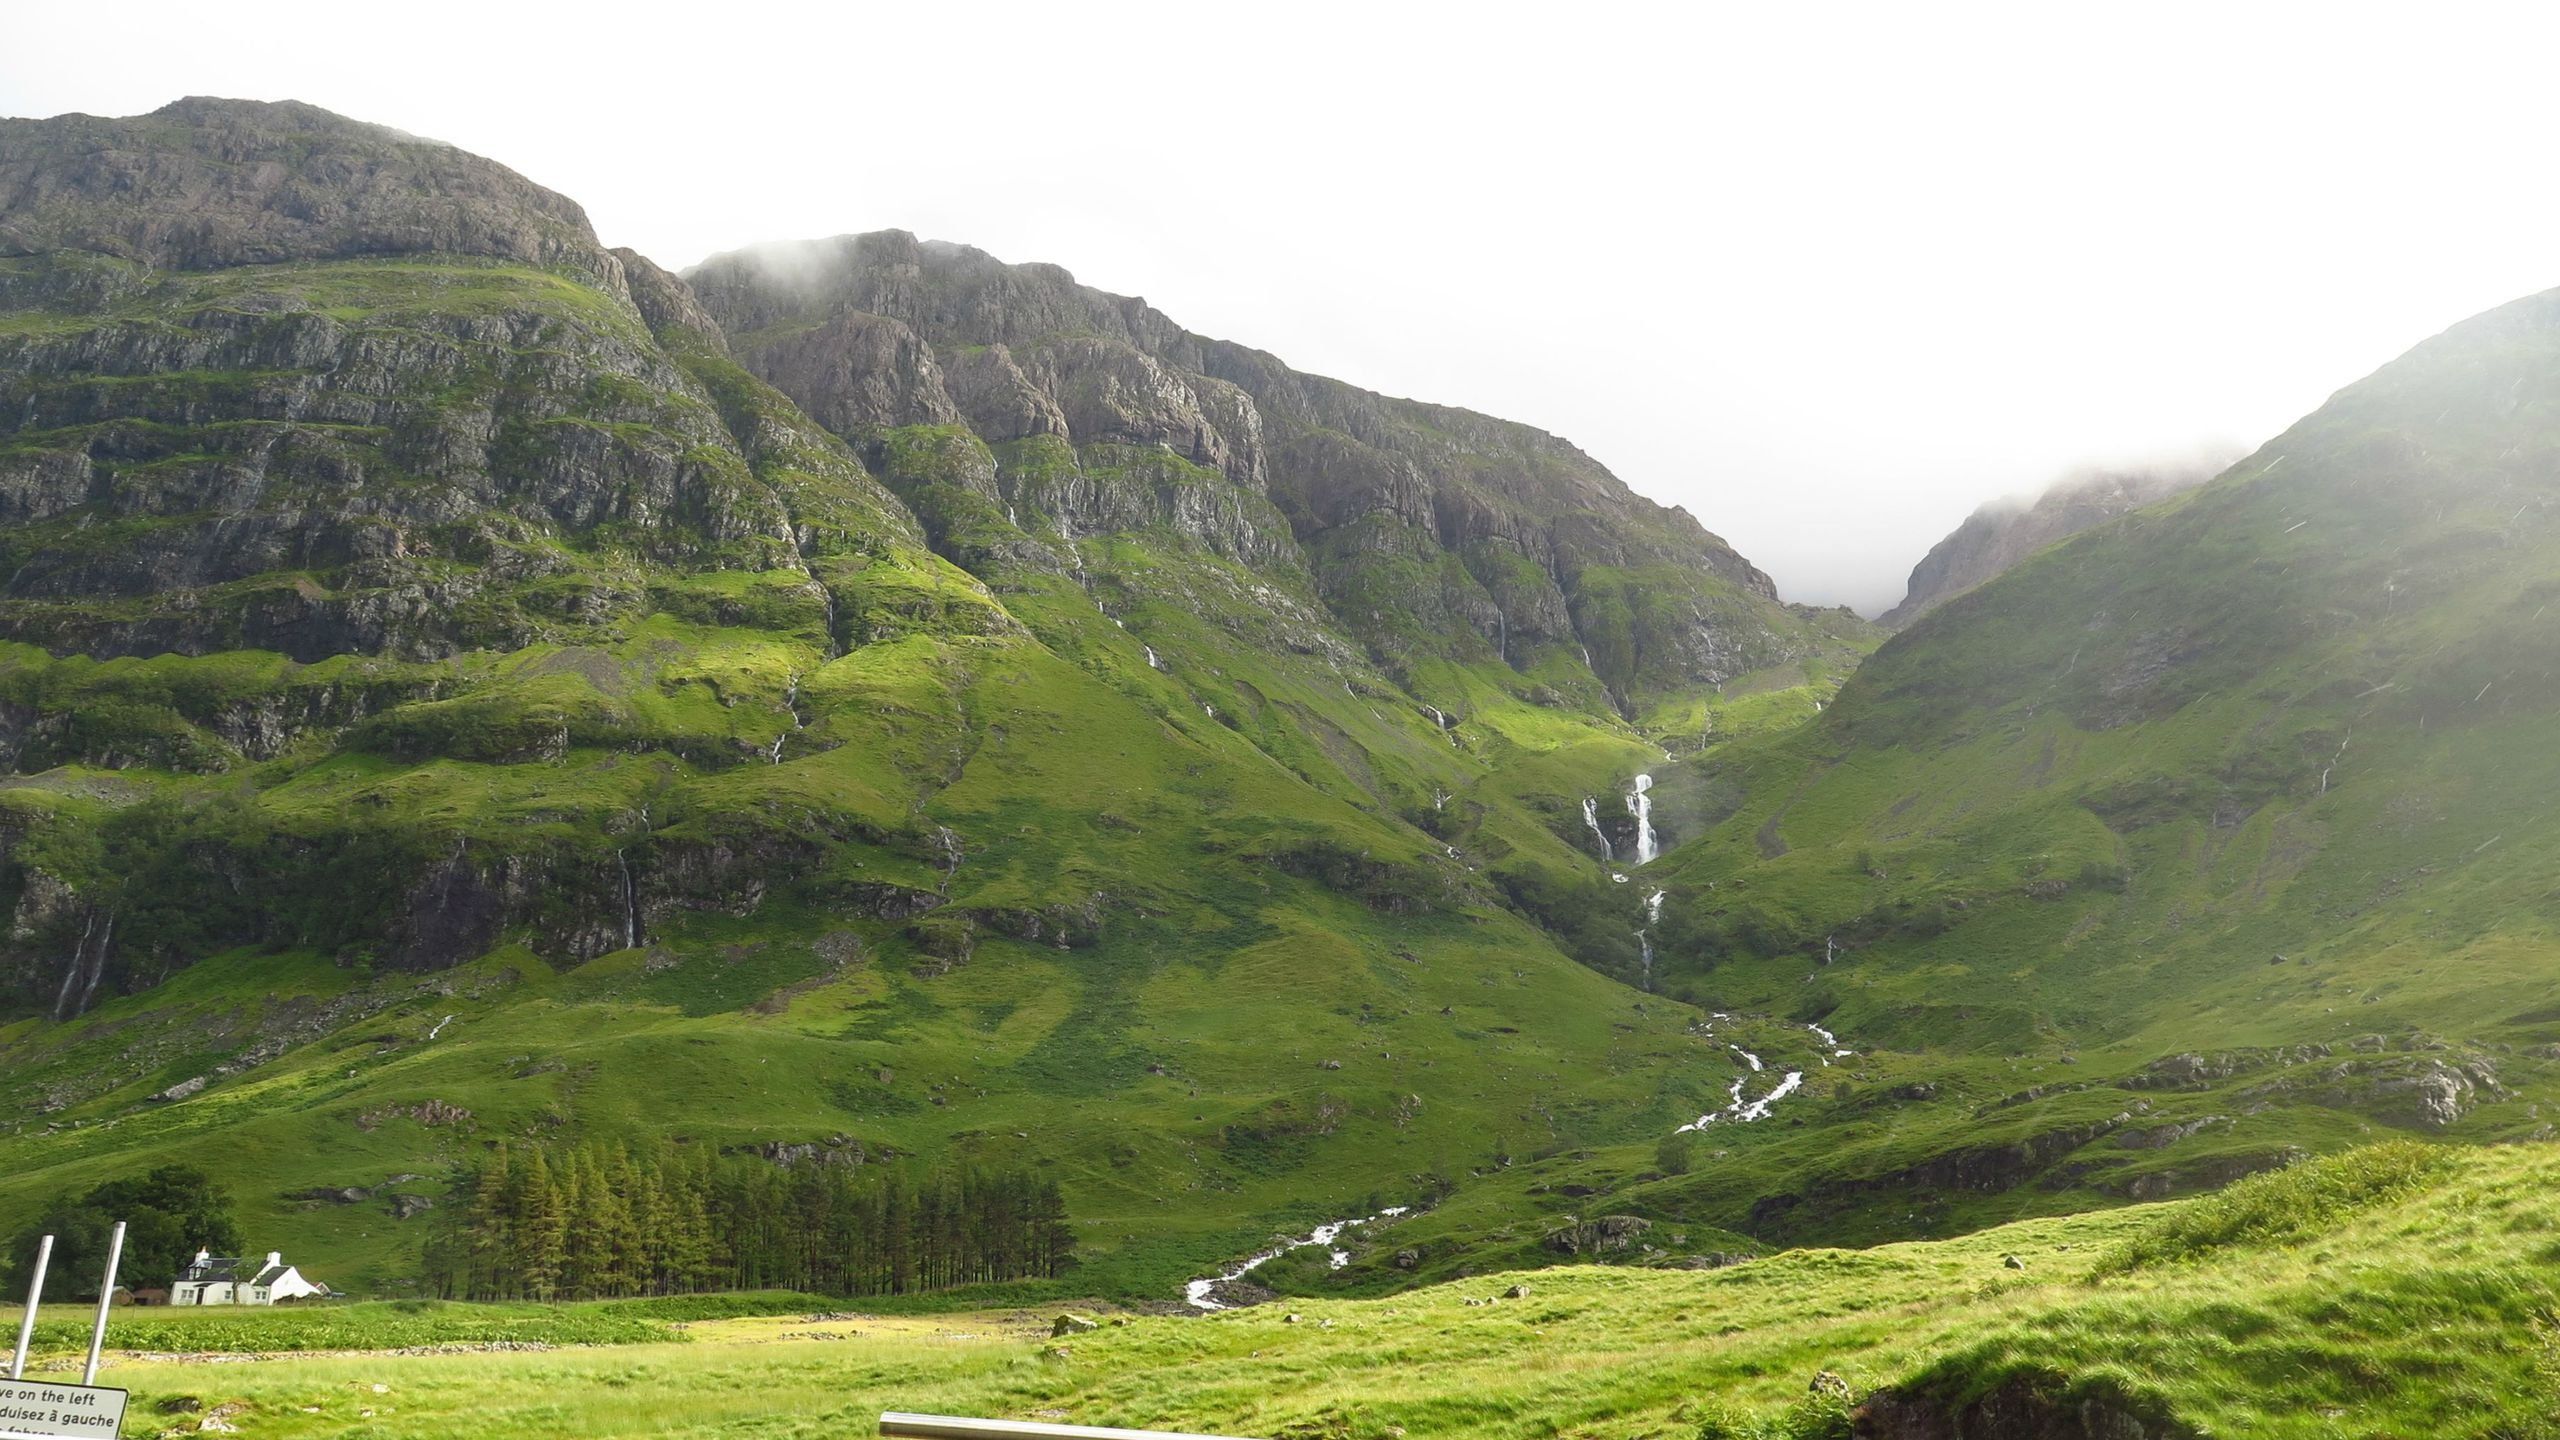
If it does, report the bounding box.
[9,1142,2549,1439]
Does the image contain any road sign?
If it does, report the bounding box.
[0,1378,126,1440]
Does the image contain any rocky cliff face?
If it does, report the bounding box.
[0,97,1844,1031]
[0,99,991,1009]
[0,101,949,668]
[685,231,1838,709]
[0,98,613,281]
[1881,462,2222,627]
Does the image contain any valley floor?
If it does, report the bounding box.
[13,1141,2555,1439]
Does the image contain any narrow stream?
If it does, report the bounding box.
[1184,1206,1412,1310]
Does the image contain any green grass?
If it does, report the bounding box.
[5,1142,2550,1438]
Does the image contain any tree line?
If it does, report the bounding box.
[420,1139,1074,1301]
[4,1166,239,1299]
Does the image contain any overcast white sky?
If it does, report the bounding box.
[10,2,2559,612]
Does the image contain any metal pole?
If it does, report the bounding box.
[879,1414,1262,1440]
[81,1222,125,1385]
[8,1233,50,1380]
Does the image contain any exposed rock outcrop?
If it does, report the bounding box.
[0,98,618,281]
[685,230,1826,700]
[1883,462,2225,627]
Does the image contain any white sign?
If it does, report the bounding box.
[0,1379,125,1440]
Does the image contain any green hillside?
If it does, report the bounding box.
[0,99,1878,1300]
[10,92,2560,1362]
[1498,285,2560,1258]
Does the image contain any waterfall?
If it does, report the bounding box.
[1580,798,1614,861]
[51,910,114,1021]
[52,911,97,1020]
[1184,1205,1411,1310]
[773,676,803,763]
[1628,774,1659,865]
[79,913,111,1014]
[619,850,640,950]
[1145,645,1161,670]
[1633,889,1664,993]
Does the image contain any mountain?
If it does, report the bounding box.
[680,231,1870,722]
[1534,280,2560,1256]
[1880,460,2222,626]
[0,99,1873,1296]
[10,95,2554,1322]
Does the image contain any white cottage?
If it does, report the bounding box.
[171,1248,329,1305]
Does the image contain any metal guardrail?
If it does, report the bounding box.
[879,1412,1262,1439]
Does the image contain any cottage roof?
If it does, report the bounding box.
[182,1255,248,1282]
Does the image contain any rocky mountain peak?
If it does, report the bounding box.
[1881,459,2226,627]
[0,97,615,282]
[688,230,1813,699]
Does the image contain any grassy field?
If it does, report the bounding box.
[7,1142,2552,1439]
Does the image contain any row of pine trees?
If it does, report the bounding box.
[420,1139,1074,1301]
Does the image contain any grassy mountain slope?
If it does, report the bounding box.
[1526,285,2560,1250]
[0,99,1876,1299]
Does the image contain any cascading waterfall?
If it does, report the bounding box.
[618,804,647,951]
[52,910,111,1021]
[772,674,805,764]
[51,911,96,1020]
[1634,888,1665,992]
[77,913,112,1014]
[1580,797,1614,861]
[1145,645,1162,670]
[619,850,640,950]
[1183,1205,1411,1310]
[1628,774,1659,864]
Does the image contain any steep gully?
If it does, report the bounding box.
[1176,1008,1855,1307]
[1179,785,1853,1305]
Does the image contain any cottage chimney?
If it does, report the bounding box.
[194,1247,209,1264]
[266,1252,282,1269]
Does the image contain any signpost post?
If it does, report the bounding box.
[78,1226,121,1388]
[0,1229,131,1440]
[6,1236,47,1382]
